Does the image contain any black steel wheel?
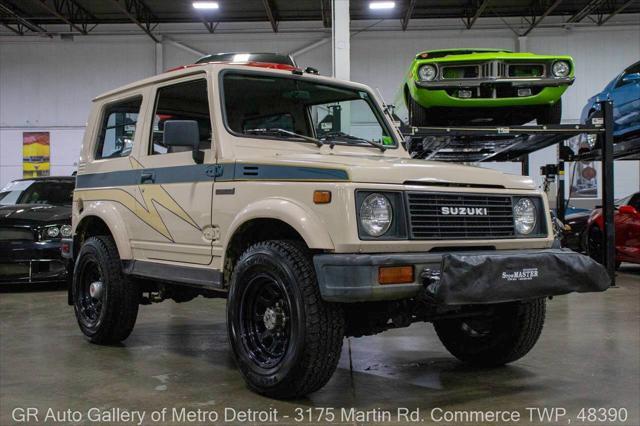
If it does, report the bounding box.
[73,236,139,344]
[239,273,292,369]
[227,240,344,399]
[434,299,546,367]
[76,256,105,328]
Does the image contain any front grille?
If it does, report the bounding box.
[406,193,515,239]
[0,227,35,241]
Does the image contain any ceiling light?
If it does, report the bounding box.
[369,1,395,10]
[193,2,219,10]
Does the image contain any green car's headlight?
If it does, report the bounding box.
[514,198,537,235]
[360,193,393,237]
[418,64,437,81]
[552,61,570,77]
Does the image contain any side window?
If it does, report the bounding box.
[628,194,640,210]
[615,63,640,88]
[150,79,212,155]
[95,97,142,159]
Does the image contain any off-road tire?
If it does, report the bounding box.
[408,92,431,127]
[434,299,546,366]
[73,236,140,344]
[537,99,562,125]
[227,240,344,399]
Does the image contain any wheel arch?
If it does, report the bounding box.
[222,198,335,286]
[74,207,132,260]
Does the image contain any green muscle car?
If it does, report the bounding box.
[402,48,575,126]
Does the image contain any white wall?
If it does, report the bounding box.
[1,20,638,199]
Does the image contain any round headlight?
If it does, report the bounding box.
[60,225,72,238]
[418,64,437,81]
[552,61,570,77]
[46,226,60,238]
[360,193,392,237]
[514,198,537,235]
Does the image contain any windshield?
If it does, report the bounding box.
[0,180,74,206]
[222,72,396,148]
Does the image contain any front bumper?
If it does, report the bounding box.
[415,76,575,89]
[313,248,609,303]
[0,240,67,283]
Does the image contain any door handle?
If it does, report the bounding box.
[140,171,155,184]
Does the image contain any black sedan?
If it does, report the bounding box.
[0,177,75,284]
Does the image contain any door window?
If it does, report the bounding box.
[149,79,212,155]
[95,97,142,159]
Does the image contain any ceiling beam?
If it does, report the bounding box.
[202,20,218,33]
[598,0,635,25]
[0,1,53,37]
[402,0,417,31]
[567,0,606,23]
[37,0,97,35]
[109,0,159,42]
[263,0,278,32]
[521,0,562,36]
[465,0,490,29]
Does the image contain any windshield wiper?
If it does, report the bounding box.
[320,131,387,152]
[245,128,323,147]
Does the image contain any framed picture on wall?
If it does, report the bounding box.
[22,132,50,178]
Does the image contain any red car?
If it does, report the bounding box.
[586,192,640,266]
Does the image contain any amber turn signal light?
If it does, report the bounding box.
[378,265,414,285]
[313,190,332,204]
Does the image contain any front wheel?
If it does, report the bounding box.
[407,92,431,127]
[227,240,344,399]
[73,236,140,344]
[434,299,546,366]
[537,99,562,125]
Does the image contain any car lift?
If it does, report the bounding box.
[402,101,640,285]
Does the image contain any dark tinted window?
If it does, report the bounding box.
[628,194,640,210]
[96,97,142,159]
[150,79,212,155]
[0,180,74,206]
[222,72,395,147]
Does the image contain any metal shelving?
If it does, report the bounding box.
[401,101,633,285]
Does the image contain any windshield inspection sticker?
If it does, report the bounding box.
[502,268,539,281]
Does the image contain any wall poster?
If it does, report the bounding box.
[22,132,50,178]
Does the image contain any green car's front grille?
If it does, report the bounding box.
[508,64,545,77]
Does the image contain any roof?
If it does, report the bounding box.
[2,0,638,40]
[93,61,371,101]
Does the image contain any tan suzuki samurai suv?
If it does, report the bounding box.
[63,59,609,399]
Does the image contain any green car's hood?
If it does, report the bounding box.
[413,51,573,64]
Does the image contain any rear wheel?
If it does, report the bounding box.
[227,240,344,399]
[537,99,562,125]
[73,236,140,344]
[587,225,604,264]
[434,299,546,366]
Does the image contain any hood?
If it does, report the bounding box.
[263,153,535,190]
[0,204,71,226]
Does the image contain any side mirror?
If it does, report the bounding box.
[622,72,640,84]
[163,120,203,164]
[619,205,638,215]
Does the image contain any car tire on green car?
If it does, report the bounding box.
[537,98,562,125]
[227,240,345,399]
[408,93,431,127]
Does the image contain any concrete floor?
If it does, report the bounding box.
[1,266,639,426]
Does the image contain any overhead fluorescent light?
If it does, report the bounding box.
[193,2,219,10]
[369,1,395,10]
